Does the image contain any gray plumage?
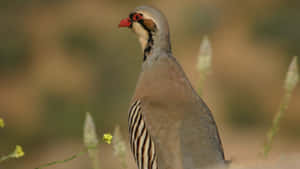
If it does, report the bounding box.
[120,6,227,169]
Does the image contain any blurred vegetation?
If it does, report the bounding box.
[182,5,220,36]
[0,20,30,75]
[264,56,299,156]
[252,0,300,57]
[41,91,85,138]
[61,26,100,61]
[0,0,299,168]
[0,0,66,9]
[0,118,25,164]
[226,88,266,128]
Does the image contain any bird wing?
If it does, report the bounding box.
[130,97,226,169]
[135,97,186,169]
[128,100,158,169]
[178,101,226,168]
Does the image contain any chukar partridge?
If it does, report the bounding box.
[119,6,226,169]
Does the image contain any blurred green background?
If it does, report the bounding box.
[0,0,299,169]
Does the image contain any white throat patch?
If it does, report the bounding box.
[132,22,149,51]
[131,12,156,51]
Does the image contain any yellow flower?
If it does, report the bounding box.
[103,133,113,144]
[13,145,24,158]
[0,118,4,128]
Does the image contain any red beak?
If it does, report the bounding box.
[118,17,132,28]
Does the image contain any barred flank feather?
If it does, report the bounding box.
[128,100,158,169]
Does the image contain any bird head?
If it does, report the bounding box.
[119,6,171,60]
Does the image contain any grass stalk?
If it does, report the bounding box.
[84,112,100,169]
[264,56,299,157]
[197,36,212,96]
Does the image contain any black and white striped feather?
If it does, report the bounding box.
[128,100,158,169]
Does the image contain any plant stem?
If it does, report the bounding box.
[35,151,86,169]
[0,154,12,163]
[264,92,291,157]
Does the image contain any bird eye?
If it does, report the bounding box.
[133,13,143,21]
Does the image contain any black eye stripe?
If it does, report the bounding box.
[129,13,135,20]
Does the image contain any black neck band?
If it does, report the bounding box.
[138,20,154,62]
